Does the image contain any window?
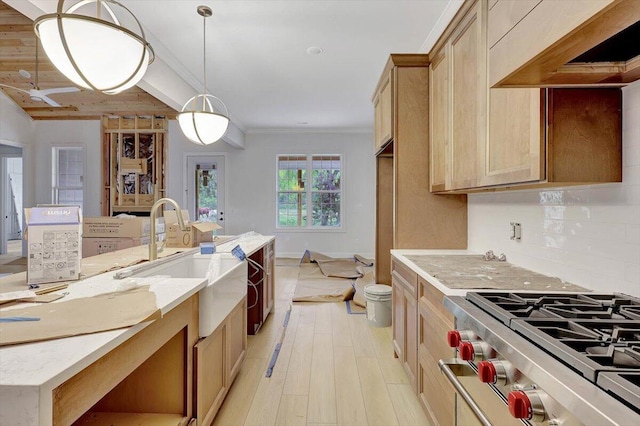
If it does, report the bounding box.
[277,154,342,229]
[52,147,84,210]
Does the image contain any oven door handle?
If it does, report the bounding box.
[439,359,493,426]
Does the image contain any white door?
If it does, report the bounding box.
[186,156,225,234]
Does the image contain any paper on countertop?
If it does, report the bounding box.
[0,290,37,302]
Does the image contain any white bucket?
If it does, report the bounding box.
[364,284,392,327]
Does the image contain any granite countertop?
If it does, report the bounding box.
[390,249,588,296]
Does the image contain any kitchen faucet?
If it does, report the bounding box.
[149,197,187,261]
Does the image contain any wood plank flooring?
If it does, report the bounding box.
[213,264,430,426]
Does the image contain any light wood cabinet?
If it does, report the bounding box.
[417,276,456,426]
[481,88,543,186]
[194,297,247,426]
[263,240,275,323]
[374,55,467,285]
[373,70,394,153]
[391,258,418,391]
[429,0,623,193]
[429,48,449,192]
[63,295,199,425]
[449,0,485,190]
[429,0,486,191]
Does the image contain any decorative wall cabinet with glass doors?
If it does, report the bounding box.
[101,116,167,216]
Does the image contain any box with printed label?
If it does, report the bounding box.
[82,234,166,258]
[83,216,165,238]
[25,206,82,285]
[164,210,221,248]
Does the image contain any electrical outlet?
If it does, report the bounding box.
[510,222,522,241]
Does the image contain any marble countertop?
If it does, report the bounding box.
[390,249,587,296]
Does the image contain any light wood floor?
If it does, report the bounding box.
[213,264,430,426]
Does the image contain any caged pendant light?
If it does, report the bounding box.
[34,0,154,95]
[178,5,230,145]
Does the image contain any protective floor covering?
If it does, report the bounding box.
[292,251,374,303]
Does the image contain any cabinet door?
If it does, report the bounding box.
[195,322,227,426]
[391,276,405,360]
[374,71,393,152]
[263,241,275,320]
[450,0,486,190]
[404,289,418,391]
[417,277,456,426]
[481,88,543,186]
[429,46,449,192]
[227,298,247,384]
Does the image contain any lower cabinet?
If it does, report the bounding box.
[263,240,275,323]
[194,297,247,426]
[417,277,456,426]
[391,258,418,391]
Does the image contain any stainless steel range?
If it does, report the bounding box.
[441,292,640,425]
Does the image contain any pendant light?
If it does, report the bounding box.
[178,6,230,145]
[34,0,154,95]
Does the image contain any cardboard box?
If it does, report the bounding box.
[164,210,221,248]
[82,234,166,258]
[83,216,165,238]
[25,206,82,285]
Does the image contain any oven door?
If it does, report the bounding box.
[439,359,525,426]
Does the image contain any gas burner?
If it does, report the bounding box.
[511,319,640,381]
[467,292,640,324]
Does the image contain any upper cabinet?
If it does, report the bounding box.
[429,0,623,193]
[489,0,640,87]
[373,71,394,153]
[429,0,486,191]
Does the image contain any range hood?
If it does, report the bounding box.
[491,0,640,87]
[555,20,640,85]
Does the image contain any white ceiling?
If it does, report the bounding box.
[12,0,459,132]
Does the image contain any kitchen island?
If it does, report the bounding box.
[0,233,274,426]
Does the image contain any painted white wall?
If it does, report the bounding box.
[468,80,640,296]
[33,120,101,216]
[165,122,376,258]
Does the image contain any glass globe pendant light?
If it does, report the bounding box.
[34,0,154,95]
[178,6,230,145]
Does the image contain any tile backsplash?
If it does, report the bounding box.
[468,80,640,296]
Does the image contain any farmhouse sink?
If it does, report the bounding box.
[129,253,248,336]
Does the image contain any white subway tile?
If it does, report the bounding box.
[468,86,640,292]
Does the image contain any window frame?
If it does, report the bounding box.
[276,153,344,232]
[52,146,85,210]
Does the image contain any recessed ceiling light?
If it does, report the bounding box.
[306,46,323,55]
[19,69,31,79]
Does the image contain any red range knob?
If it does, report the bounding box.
[447,330,462,347]
[508,391,532,419]
[458,341,475,361]
[477,361,497,383]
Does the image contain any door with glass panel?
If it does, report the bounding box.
[186,156,225,234]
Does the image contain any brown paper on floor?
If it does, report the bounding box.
[353,271,376,308]
[0,286,161,346]
[300,250,370,279]
[292,279,355,302]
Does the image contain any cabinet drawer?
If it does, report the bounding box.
[418,277,454,323]
[391,258,417,297]
[419,298,456,365]
[418,349,455,426]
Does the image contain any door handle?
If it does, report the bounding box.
[439,359,492,426]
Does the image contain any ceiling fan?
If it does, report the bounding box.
[0,41,79,107]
